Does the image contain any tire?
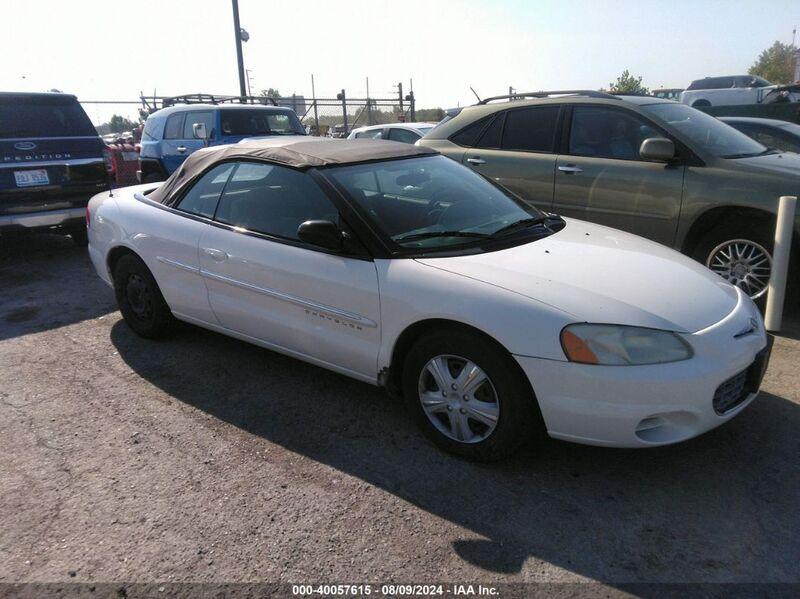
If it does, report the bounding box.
[70,228,88,247]
[692,99,711,107]
[113,254,175,338]
[692,221,774,302]
[401,328,543,461]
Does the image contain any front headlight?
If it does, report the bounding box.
[560,324,693,366]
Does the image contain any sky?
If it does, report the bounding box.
[2,0,798,124]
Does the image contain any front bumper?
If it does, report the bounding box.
[515,289,771,448]
[0,207,85,231]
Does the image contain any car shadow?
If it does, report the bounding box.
[0,234,115,342]
[110,320,800,583]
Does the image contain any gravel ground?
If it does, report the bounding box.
[1,234,799,590]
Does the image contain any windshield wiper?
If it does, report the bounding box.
[722,148,777,159]
[489,216,549,238]
[394,231,490,243]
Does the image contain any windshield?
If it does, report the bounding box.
[326,155,547,249]
[219,109,305,136]
[641,103,768,158]
[0,96,97,138]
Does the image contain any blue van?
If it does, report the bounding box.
[0,92,109,245]
[138,104,306,182]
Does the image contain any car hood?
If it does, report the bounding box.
[727,151,800,178]
[415,219,739,333]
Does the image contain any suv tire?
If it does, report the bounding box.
[692,222,773,301]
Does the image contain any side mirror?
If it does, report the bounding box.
[639,137,675,162]
[297,220,344,251]
[192,122,209,140]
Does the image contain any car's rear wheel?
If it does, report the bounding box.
[113,254,174,338]
[693,224,773,301]
[401,329,542,461]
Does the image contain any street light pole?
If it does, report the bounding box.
[232,0,247,98]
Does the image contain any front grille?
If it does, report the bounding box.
[713,341,772,415]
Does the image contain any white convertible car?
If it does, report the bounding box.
[87,137,772,460]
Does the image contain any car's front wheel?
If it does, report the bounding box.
[401,329,543,461]
[693,223,773,301]
[113,254,175,338]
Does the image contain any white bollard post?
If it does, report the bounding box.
[764,196,797,332]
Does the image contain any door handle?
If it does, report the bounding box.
[466,157,486,165]
[558,164,583,174]
[176,146,188,154]
[202,247,228,262]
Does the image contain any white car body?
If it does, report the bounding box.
[87,172,769,449]
[347,122,438,142]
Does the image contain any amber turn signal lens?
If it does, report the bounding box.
[561,330,599,364]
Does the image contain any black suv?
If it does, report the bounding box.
[1,92,109,245]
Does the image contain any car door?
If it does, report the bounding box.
[161,110,214,174]
[461,105,561,212]
[197,161,381,380]
[552,105,685,246]
[140,162,236,324]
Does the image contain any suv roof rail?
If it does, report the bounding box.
[159,93,279,107]
[477,89,620,104]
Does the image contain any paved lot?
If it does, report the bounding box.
[1,234,799,588]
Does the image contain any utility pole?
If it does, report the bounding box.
[311,74,319,135]
[398,82,404,111]
[232,0,247,99]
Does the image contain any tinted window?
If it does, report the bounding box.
[688,77,734,90]
[0,95,96,138]
[176,163,235,218]
[569,106,659,160]
[164,113,184,139]
[214,162,338,240]
[219,109,304,136]
[327,155,544,249]
[388,128,420,144]
[450,115,493,147]
[355,129,383,139]
[475,114,504,148]
[182,111,214,138]
[501,106,560,152]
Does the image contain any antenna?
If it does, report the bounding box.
[469,86,482,103]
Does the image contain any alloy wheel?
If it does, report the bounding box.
[417,354,500,444]
[707,239,772,299]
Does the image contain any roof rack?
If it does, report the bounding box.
[477,90,620,104]
[160,93,278,108]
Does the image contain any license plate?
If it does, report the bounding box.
[14,169,50,188]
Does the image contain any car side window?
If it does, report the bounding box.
[568,106,658,161]
[182,111,215,139]
[176,163,236,218]
[450,115,494,147]
[214,162,340,242]
[501,106,560,153]
[164,113,185,140]
[475,113,504,149]
[388,128,420,144]
[356,129,383,139]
